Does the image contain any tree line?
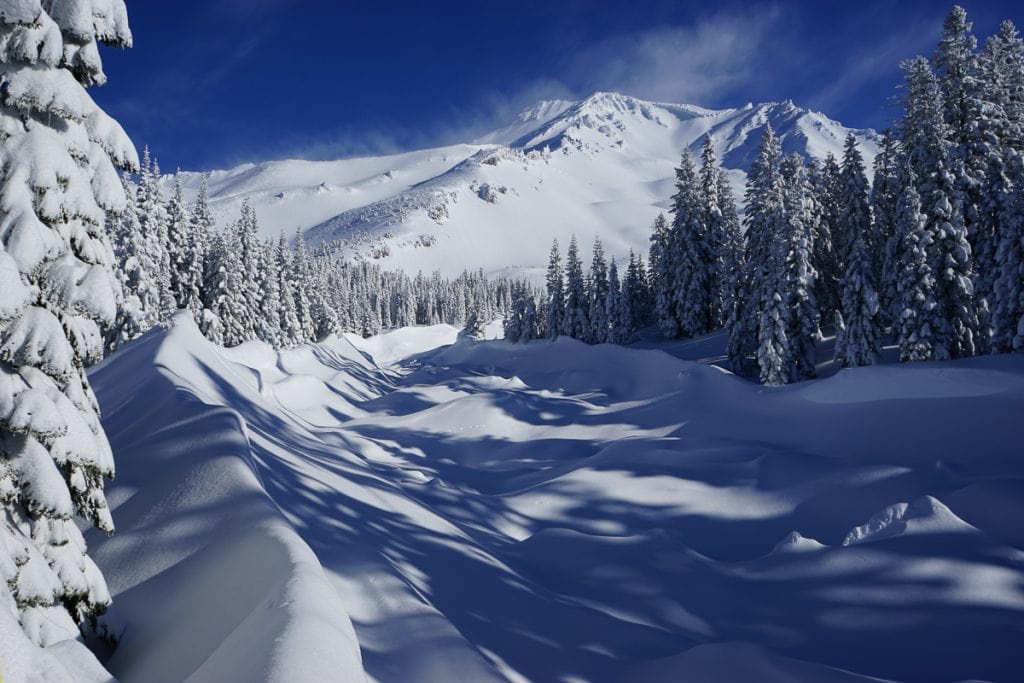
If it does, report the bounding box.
[109,149,525,351]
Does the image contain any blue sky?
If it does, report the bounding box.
[94,1,1024,171]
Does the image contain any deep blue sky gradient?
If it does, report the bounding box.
[93,0,1024,171]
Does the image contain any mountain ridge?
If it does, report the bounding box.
[172,92,880,279]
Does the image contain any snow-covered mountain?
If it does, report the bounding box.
[177,92,879,278]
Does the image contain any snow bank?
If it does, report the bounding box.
[70,319,1024,682]
[87,317,365,682]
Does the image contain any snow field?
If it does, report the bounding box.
[84,317,1024,682]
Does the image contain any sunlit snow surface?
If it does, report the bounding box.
[84,315,1024,682]
[173,93,878,282]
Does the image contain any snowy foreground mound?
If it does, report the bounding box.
[28,318,1024,681]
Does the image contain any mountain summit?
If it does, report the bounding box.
[179,92,879,278]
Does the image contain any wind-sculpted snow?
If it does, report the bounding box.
[82,316,1024,682]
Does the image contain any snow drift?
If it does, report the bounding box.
[53,316,1024,681]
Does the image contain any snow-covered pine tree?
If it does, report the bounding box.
[894,166,938,362]
[135,148,175,321]
[166,172,202,315]
[273,234,301,347]
[522,291,539,342]
[979,20,1024,154]
[545,239,564,339]
[730,125,787,377]
[192,173,215,315]
[649,213,678,338]
[562,235,589,339]
[106,175,150,349]
[291,229,316,342]
[0,0,136,644]
[872,130,903,326]
[933,6,999,353]
[588,238,609,343]
[835,232,883,367]
[780,153,821,381]
[255,240,281,347]
[503,283,524,342]
[837,134,873,275]
[670,149,711,337]
[307,253,339,340]
[606,259,633,345]
[206,226,246,346]
[810,153,843,320]
[234,200,263,340]
[709,167,742,336]
[901,55,980,360]
[624,250,650,330]
[992,153,1024,352]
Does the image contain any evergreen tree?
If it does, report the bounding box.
[107,176,152,349]
[992,154,1024,352]
[670,150,712,337]
[873,130,903,326]
[894,168,938,362]
[780,153,821,382]
[192,174,215,316]
[207,228,246,346]
[588,238,610,343]
[810,153,843,319]
[624,250,651,330]
[291,229,316,342]
[835,234,883,367]
[255,241,282,347]
[979,20,1024,154]
[562,236,589,338]
[901,56,980,360]
[837,134,873,274]
[730,125,787,376]
[715,166,744,329]
[545,239,565,339]
[649,213,678,338]
[167,173,202,314]
[0,0,134,644]
[136,148,175,321]
[606,259,634,345]
[235,201,263,340]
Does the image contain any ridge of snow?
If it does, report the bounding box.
[165,91,878,280]
[841,496,975,546]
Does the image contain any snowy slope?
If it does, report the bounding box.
[174,92,878,279]
[74,318,1024,682]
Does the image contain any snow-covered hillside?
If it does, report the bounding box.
[59,316,1024,682]
[175,92,879,279]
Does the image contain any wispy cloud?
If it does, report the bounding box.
[563,6,785,106]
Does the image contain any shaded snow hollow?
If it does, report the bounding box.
[63,315,1024,681]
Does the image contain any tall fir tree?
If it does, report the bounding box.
[810,153,843,319]
[562,235,589,339]
[588,238,610,343]
[835,233,883,367]
[0,0,135,644]
[837,134,873,275]
[902,56,980,360]
[894,167,938,362]
[992,154,1024,352]
[545,239,565,339]
[780,153,821,382]
[670,149,712,337]
[872,130,903,327]
[135,148,175,321]
[649,213,678,338]
[731,125,788,377]
[167,173,202,314]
